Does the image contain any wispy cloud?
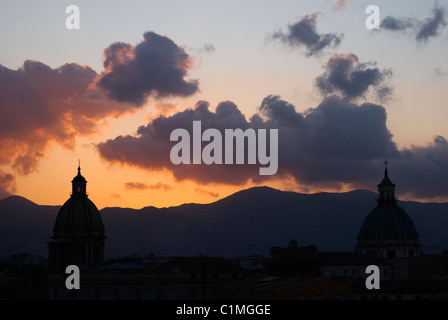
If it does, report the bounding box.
[195,188,219,198]
[268,13,343,57]
[381,3,447,43]
[124,182,172,191]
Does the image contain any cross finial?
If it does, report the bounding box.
[383,160,389,177]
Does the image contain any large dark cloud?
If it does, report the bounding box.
[269,13,343,57]
[98,32,199,105]
[393,136,448,200]
[97,100,262,185]
[256,95,399,187]
[97,94,448,200]
[315,53,393,102]
[96,95,397,187]
[381,3,447,43]
[0,31,200,198]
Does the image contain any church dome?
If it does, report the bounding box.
[52,165,105,239]
[48,164,106,272]
[356,161,421,258]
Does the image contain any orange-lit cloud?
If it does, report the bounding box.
[155,102,179,116]
[0,31,199,198]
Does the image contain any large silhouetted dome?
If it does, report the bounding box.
[356,162,421,259]
[357,204,419,243]
[48,165,106,272]
[53,196,104,237]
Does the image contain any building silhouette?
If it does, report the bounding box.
[47,165,106,272]
[4,161,448,299]
[45,164,247,300]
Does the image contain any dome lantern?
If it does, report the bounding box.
[71,160,87,197]
[377,160,396,204]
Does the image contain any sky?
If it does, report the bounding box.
[0,0,448,209]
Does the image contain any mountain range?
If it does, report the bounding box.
[1,186,448,258]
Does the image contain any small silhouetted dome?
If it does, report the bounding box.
[288,239,298,248]
[357,205,419,243]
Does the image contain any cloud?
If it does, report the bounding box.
[315,53,393,102]
[0,31,199,190]
[195,188,219,198]
[392,136,448,200]
[0,60,127,177]
[200,43,215,53]
[416,4,447,42]
[433,67,448,79]
[98,93,448,200]
[97,95,396,187]
[269,13,343,57]
[97,31,199,105]
[333,0,348,10]
[148,183,173,190]
[124,182,149,190]
[98,100,262,185]
[155,102,178,116]
[381,3,447,43]
[381,16,416,33]
[124,182,172,191]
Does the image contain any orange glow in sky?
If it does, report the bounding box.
[2,1,448,208]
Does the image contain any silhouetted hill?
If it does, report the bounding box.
[1,187,448,258]
[0,196,60,256]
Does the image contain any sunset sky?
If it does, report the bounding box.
[1,0,447,209]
